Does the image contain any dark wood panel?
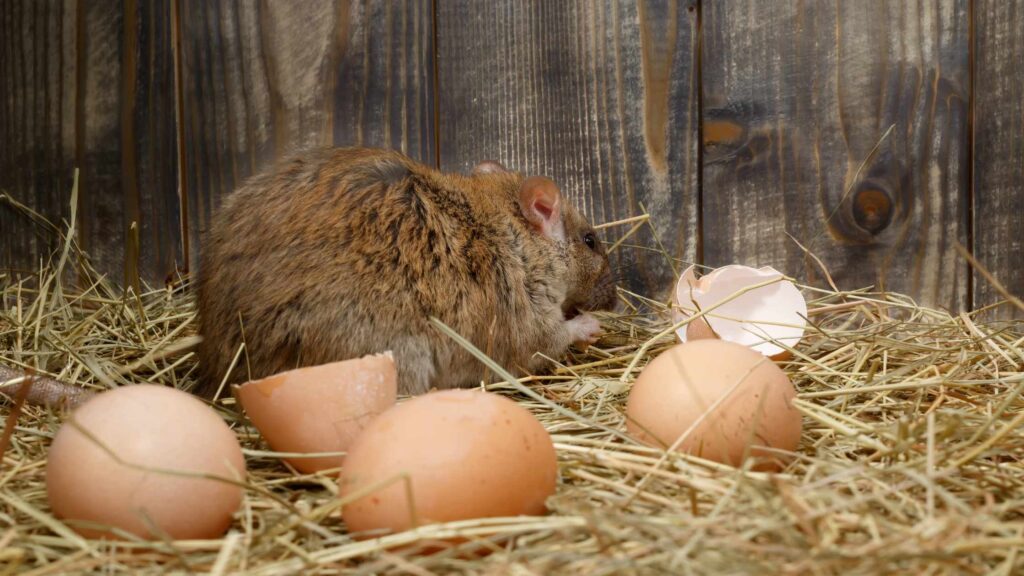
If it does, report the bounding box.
[702,1,970,311]
[0,0,181,289]
[124,0,183,288]
[178,0,435,272]
[0,0,76,277]
[0,0,180,286]
[436,0,700,297]
[973,1,1024,319]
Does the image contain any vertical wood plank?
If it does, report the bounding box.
[973,1,1024,318]
[122,0,183,288]
[0,0,75,276]
[75,0,126,284]
[0,0,181,287]
[436,0,701,297]
[702,1,970,311]
[178,0,435,272]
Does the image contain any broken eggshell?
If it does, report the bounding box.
[233,353,397,474]
[670,265,807,360]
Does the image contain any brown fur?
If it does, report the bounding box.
[195,147,616,396]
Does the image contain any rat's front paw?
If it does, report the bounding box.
[567,313,602,347]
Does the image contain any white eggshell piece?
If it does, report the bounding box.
[671,264,807,358]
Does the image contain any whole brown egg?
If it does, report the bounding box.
[339,390,558,537]
[46,385,246,540]
[626,340,802,471]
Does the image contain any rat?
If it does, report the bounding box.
[194,146,617,397]
[0,147,616,406]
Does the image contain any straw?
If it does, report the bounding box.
[0,193,1022,574]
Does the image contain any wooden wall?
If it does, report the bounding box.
[0,0,1021,318]
[0,0,180,291]
[703,0,970,310]
[177,0,434,271]
[436,1,699,293]
[974,1,1024,318]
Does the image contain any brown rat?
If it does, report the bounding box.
[0,147,616,406]
[194,146,616,396]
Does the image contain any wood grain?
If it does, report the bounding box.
[436,0,701,297]
[178,0,435,272]
[973,1,1024,318]
[0,0,181,288]
[0,0,71,277]
[702,0,971,311]
[3,0,1020,319]
[122,0,183,288]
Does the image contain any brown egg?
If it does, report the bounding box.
[46,385,245,540]
[339,390,557,537]
[626,340,802,471]
[234,353,397,474]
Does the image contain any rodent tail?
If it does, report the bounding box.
[0,366,95,409]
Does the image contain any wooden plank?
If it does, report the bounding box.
[701,1,971,311]
[124,0,183,288]
[436,0,701,297]
[973,1,1024,319]
[0,0,181,288]
[178,0,435,272]
[0,0,76,277]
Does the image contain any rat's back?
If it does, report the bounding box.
[195,147,522,396]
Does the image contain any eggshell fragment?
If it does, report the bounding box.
[671,264,807,360]
[46,385,245,540]
[626,340,802,471]
[234,353,397,474]
[339,390,557,537]
[685,315,719,341]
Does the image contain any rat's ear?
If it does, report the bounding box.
[519,176,564,241]
[471,160,507,176]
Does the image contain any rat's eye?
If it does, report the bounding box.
[583,232,598,251]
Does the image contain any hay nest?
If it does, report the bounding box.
[1,203,1023,575]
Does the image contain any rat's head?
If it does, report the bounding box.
[475,160,617,316]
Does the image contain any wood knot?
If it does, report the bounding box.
[851,187,893,234]
[703,120,744,149]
